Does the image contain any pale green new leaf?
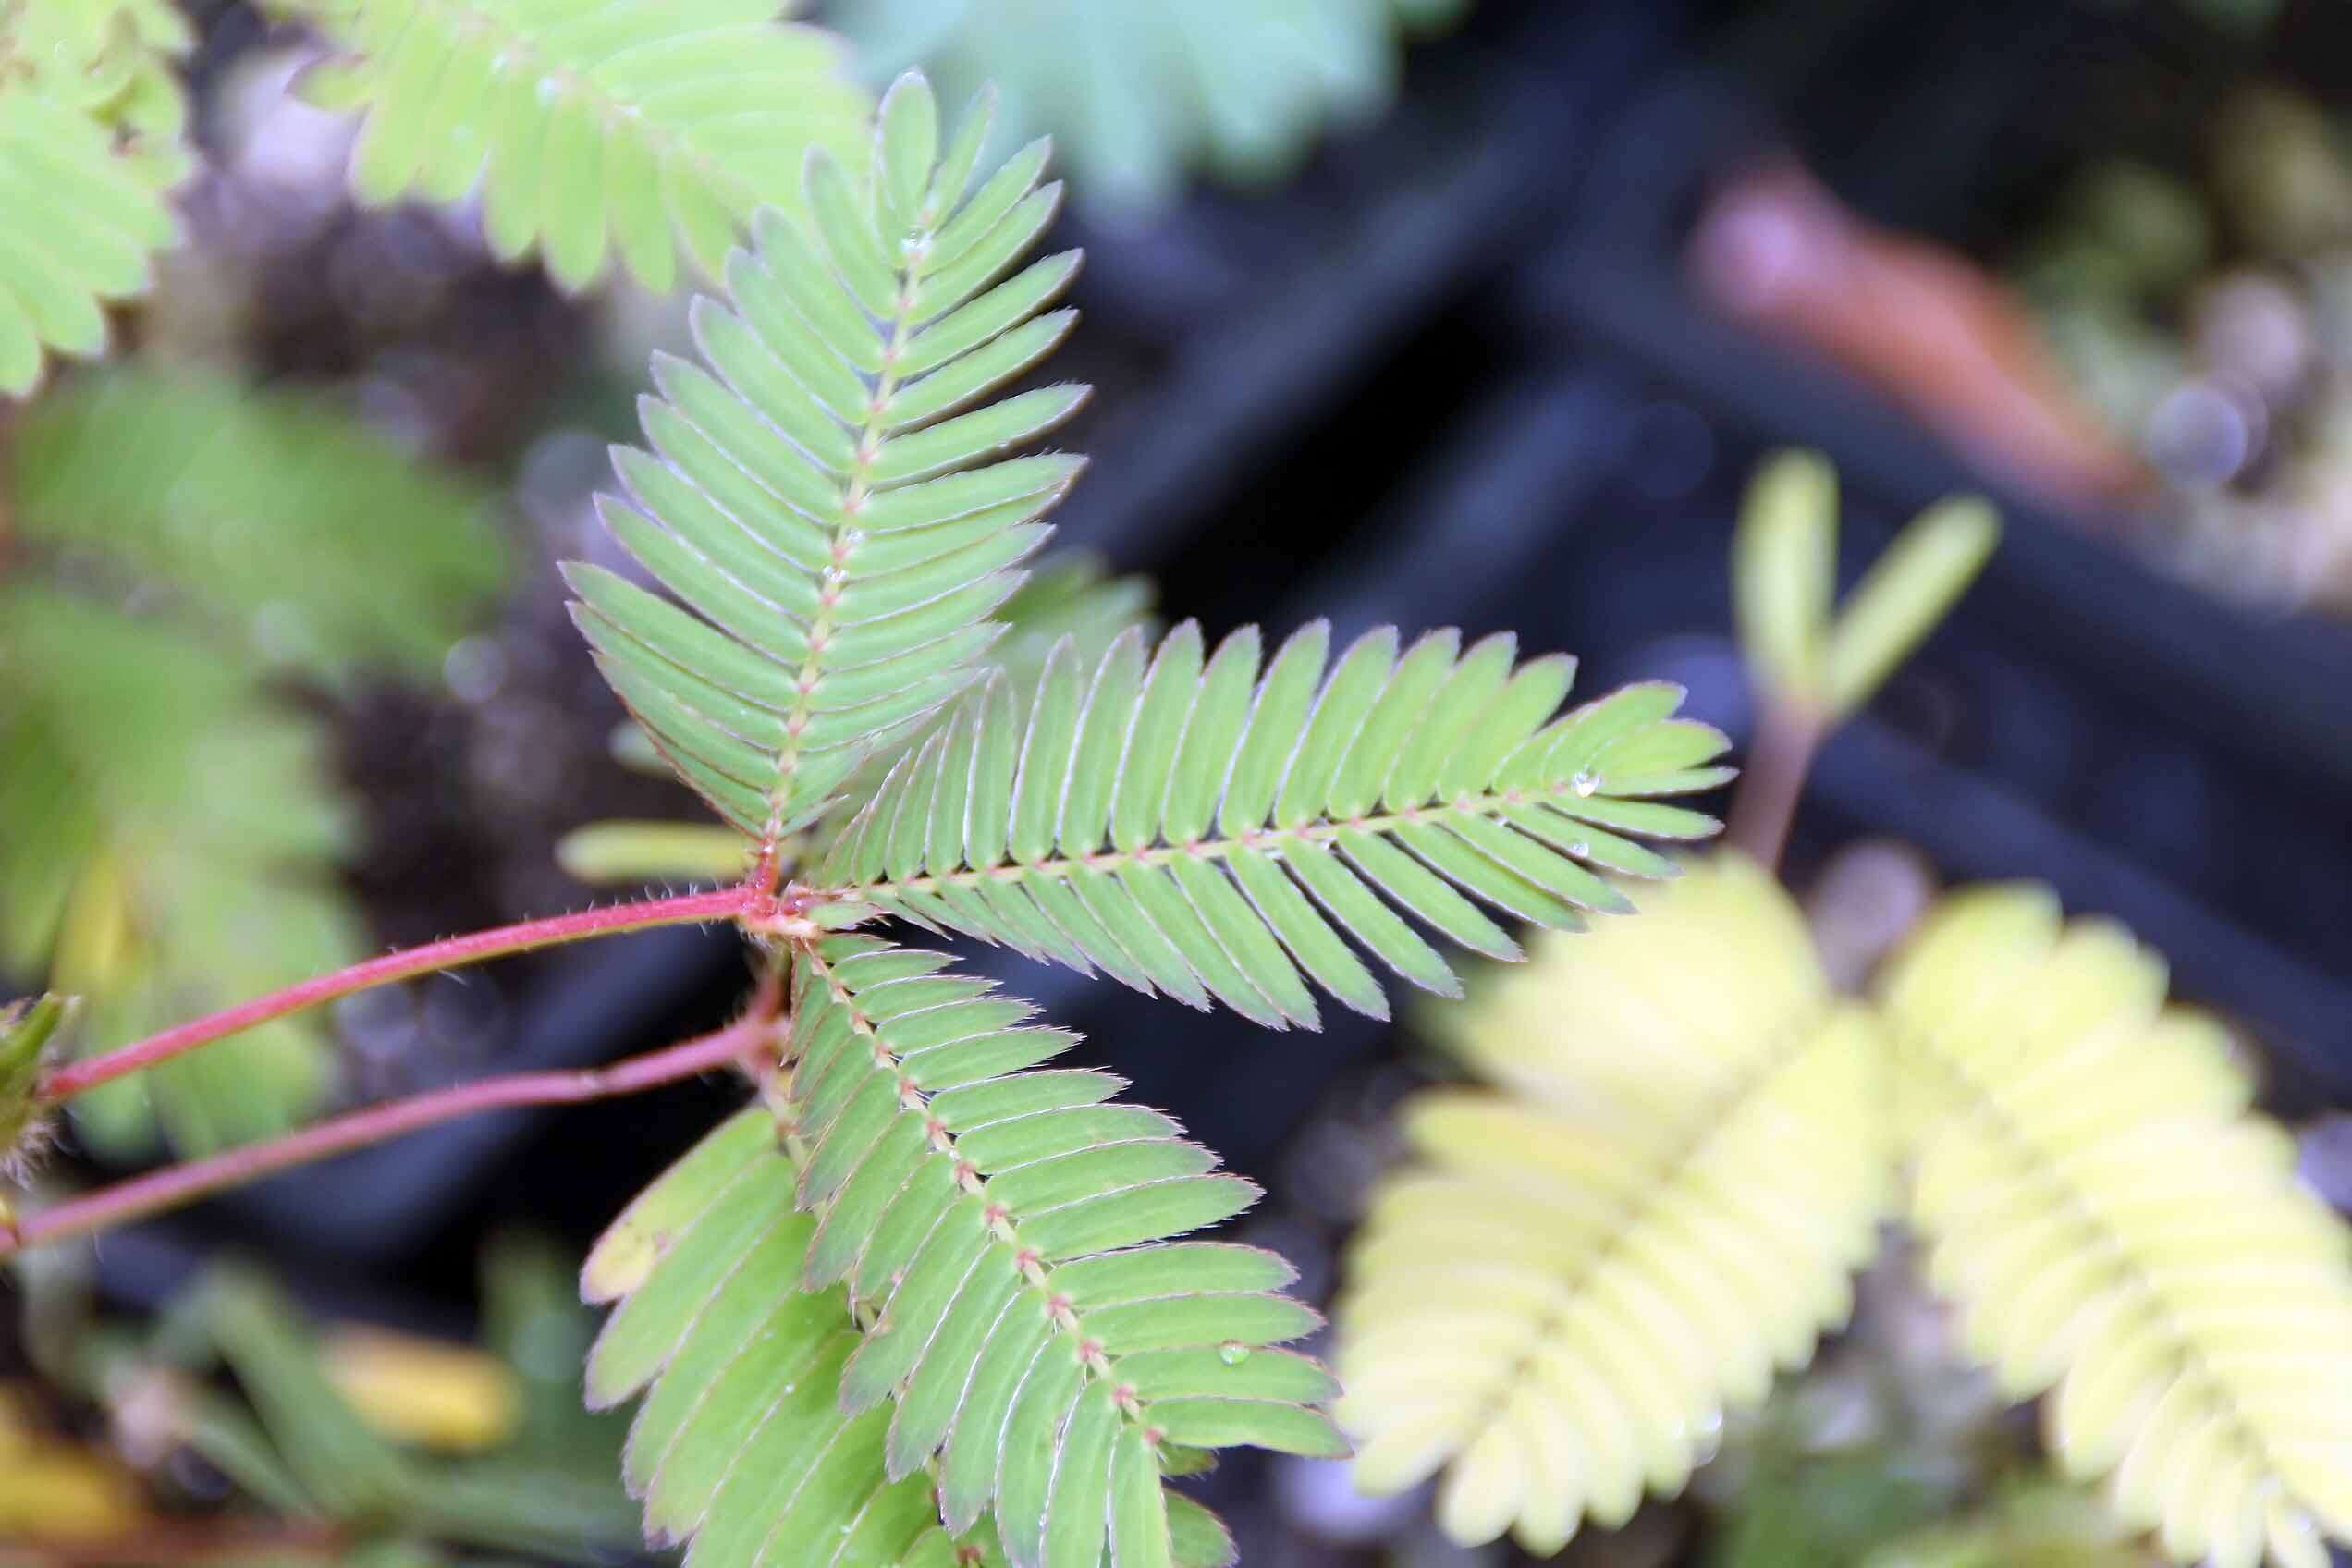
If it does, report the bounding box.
[1336,857,1889,1554]
[571,74,1086,855]
[819,622,1732,1028]
[8,369,508,680]
[0,0,192,396]
[1883,888,2352,1568]
[274,0,874,294]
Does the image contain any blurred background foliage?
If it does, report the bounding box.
[3,1228,636,1562]
[0,368,506,1158]
[823,0,1475,214]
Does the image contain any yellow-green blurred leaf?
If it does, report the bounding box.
[322,1327,522,1455]
[1823,498,2000,720]
[1733,449,1837,709]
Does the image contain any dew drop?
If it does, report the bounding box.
[1568,841,1590,859]
[1219,1341,1250,1366]
[1571,770,1599,797]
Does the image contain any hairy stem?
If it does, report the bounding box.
[1723,700,1824,873]
[35,885,769,1107]
[5,1004,783,1257]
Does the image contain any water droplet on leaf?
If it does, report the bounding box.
[1219,1341,1249,1366]
[1571,771,1599,797]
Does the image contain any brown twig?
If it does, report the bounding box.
[1723,699,1826,873]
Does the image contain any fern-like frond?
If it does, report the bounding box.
[0,0,190,395]
[0,587,358,1154]
[8,369,507,679]
[570,74,1084,856]
[785,937,1341,1567]
[582,1109,1015,1568]
[274,0,873,294]
[582,1060,1279,1568]
[829,0,1471,212]
[818,623,1731,1028]
[1335,856,1890,1553]
[1880,888,2352,1568]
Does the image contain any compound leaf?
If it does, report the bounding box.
[570,77,1084,859]
[1883,888,2352,1568]
[1335,856,1889,1554]
[274,0,874,293]
[821,624,1731,1027]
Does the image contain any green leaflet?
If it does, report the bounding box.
[571,75,1087,852]
[585,1042,1310,1568]
[582,1110,1011,1568]
[0,0,190,395]
[276,0,874,293]
[819,623,1733,1025]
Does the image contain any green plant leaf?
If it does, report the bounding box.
[585,1031,1300,1568]
[0,992,67,1167]
[273,0,875,293]
[0,587,359,1156]
[8,369,508,680]
[794,940,1337,1548]
[0,0,191,395]
[571,76,1086,857]
[820,624,1732,1027]
[1822,497,2000,720]
[554,821,754,887]
[593,1072,1289,1568]
[827,0,1470,213]
[1733,449,1836,709]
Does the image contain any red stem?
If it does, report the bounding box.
[1723,699,1826,873]
[4,1008,780,1256]
[34,885,763,1106]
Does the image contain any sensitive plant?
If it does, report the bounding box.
[1,6,2342,1567]
[0,12,1731,1562]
